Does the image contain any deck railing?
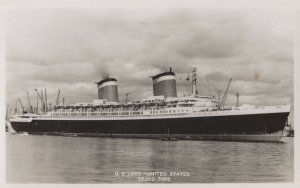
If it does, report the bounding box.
[37,105,290,119]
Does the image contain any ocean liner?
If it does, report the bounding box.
[9,68,291,142]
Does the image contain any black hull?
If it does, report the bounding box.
[11,113,289,138]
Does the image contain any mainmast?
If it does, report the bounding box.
[192,68,197,95]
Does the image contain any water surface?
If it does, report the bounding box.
[6,134,293,183]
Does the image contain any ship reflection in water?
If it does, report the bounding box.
[6,133,293,183]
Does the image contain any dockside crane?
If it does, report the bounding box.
[36,95,39,113]
[27,91,33,113]
[220,78,232,108]
[14,99,18,114]
[236,92,239,107]
[35,89,45,112]
[204,77,232,109]
[18,99,26,113]
[205,78,218,99]
[45,88,48,111]
[41,90,44,110]
[6,105,9,121]
[56,89,60,106]
[125,92,130,103]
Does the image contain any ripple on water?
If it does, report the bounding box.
[6,134,294,183]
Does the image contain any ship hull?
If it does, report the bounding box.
[26,133,283,142]
[10,112,289,142]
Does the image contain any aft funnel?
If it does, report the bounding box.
[152,68,177,98]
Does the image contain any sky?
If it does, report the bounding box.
[5,8,295,110]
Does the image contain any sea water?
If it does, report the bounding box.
[6,133,293,183]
